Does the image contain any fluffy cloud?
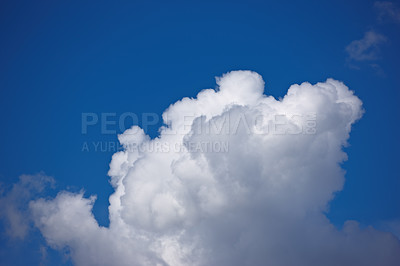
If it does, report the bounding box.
[29,71,400,265]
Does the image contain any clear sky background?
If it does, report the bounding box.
[0,0,399,265]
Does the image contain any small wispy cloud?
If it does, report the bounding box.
[0,173,54,240]
[345,1,400,74]
[375,1,400,24]
[346,30,387,62]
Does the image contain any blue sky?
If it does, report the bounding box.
[0,0,399,265]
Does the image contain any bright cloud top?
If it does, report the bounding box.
[29,71,400,265]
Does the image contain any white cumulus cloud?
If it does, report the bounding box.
[29,71,400,266]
